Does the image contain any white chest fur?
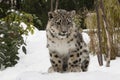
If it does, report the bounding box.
[47,38,76,55]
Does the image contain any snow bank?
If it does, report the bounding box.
[16,71,120,80]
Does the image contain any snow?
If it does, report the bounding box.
[82,32,90,44]
[20,22,27,30]
[0,28,120,80]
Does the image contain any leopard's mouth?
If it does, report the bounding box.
[58,33,66,36]
[58,33,70,38]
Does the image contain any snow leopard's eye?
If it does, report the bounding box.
[55,19,61,25]
[67,19,72,25]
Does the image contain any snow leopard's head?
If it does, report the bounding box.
[46,9,76,38]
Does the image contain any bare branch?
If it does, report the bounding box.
[55,0,59,10]
[51,0,53,11]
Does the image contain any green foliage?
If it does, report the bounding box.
[73,13,87,29]
[0,2,10,18]
[104,0,120,29]
[74,14,82,28]
[0,10,34,69]
[21,0,48,30]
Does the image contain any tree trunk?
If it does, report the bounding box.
[95,0,103,66]
[55,0,59,10]
[51,0,53,11]
[100,0,111,67]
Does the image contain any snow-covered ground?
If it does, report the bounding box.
[0,28,120,80]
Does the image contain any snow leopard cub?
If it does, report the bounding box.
[46,9,90,73]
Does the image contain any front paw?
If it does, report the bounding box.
[48,66,55,73]
[67,66,81,72]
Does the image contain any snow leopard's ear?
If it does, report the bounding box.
[48,12,53,20]
[70,10,76,17]
[48,11,56,20]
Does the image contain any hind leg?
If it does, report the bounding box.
[81,57,90,72]
[80,49,90,72]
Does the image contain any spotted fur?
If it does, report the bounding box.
[46,9,90,73]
